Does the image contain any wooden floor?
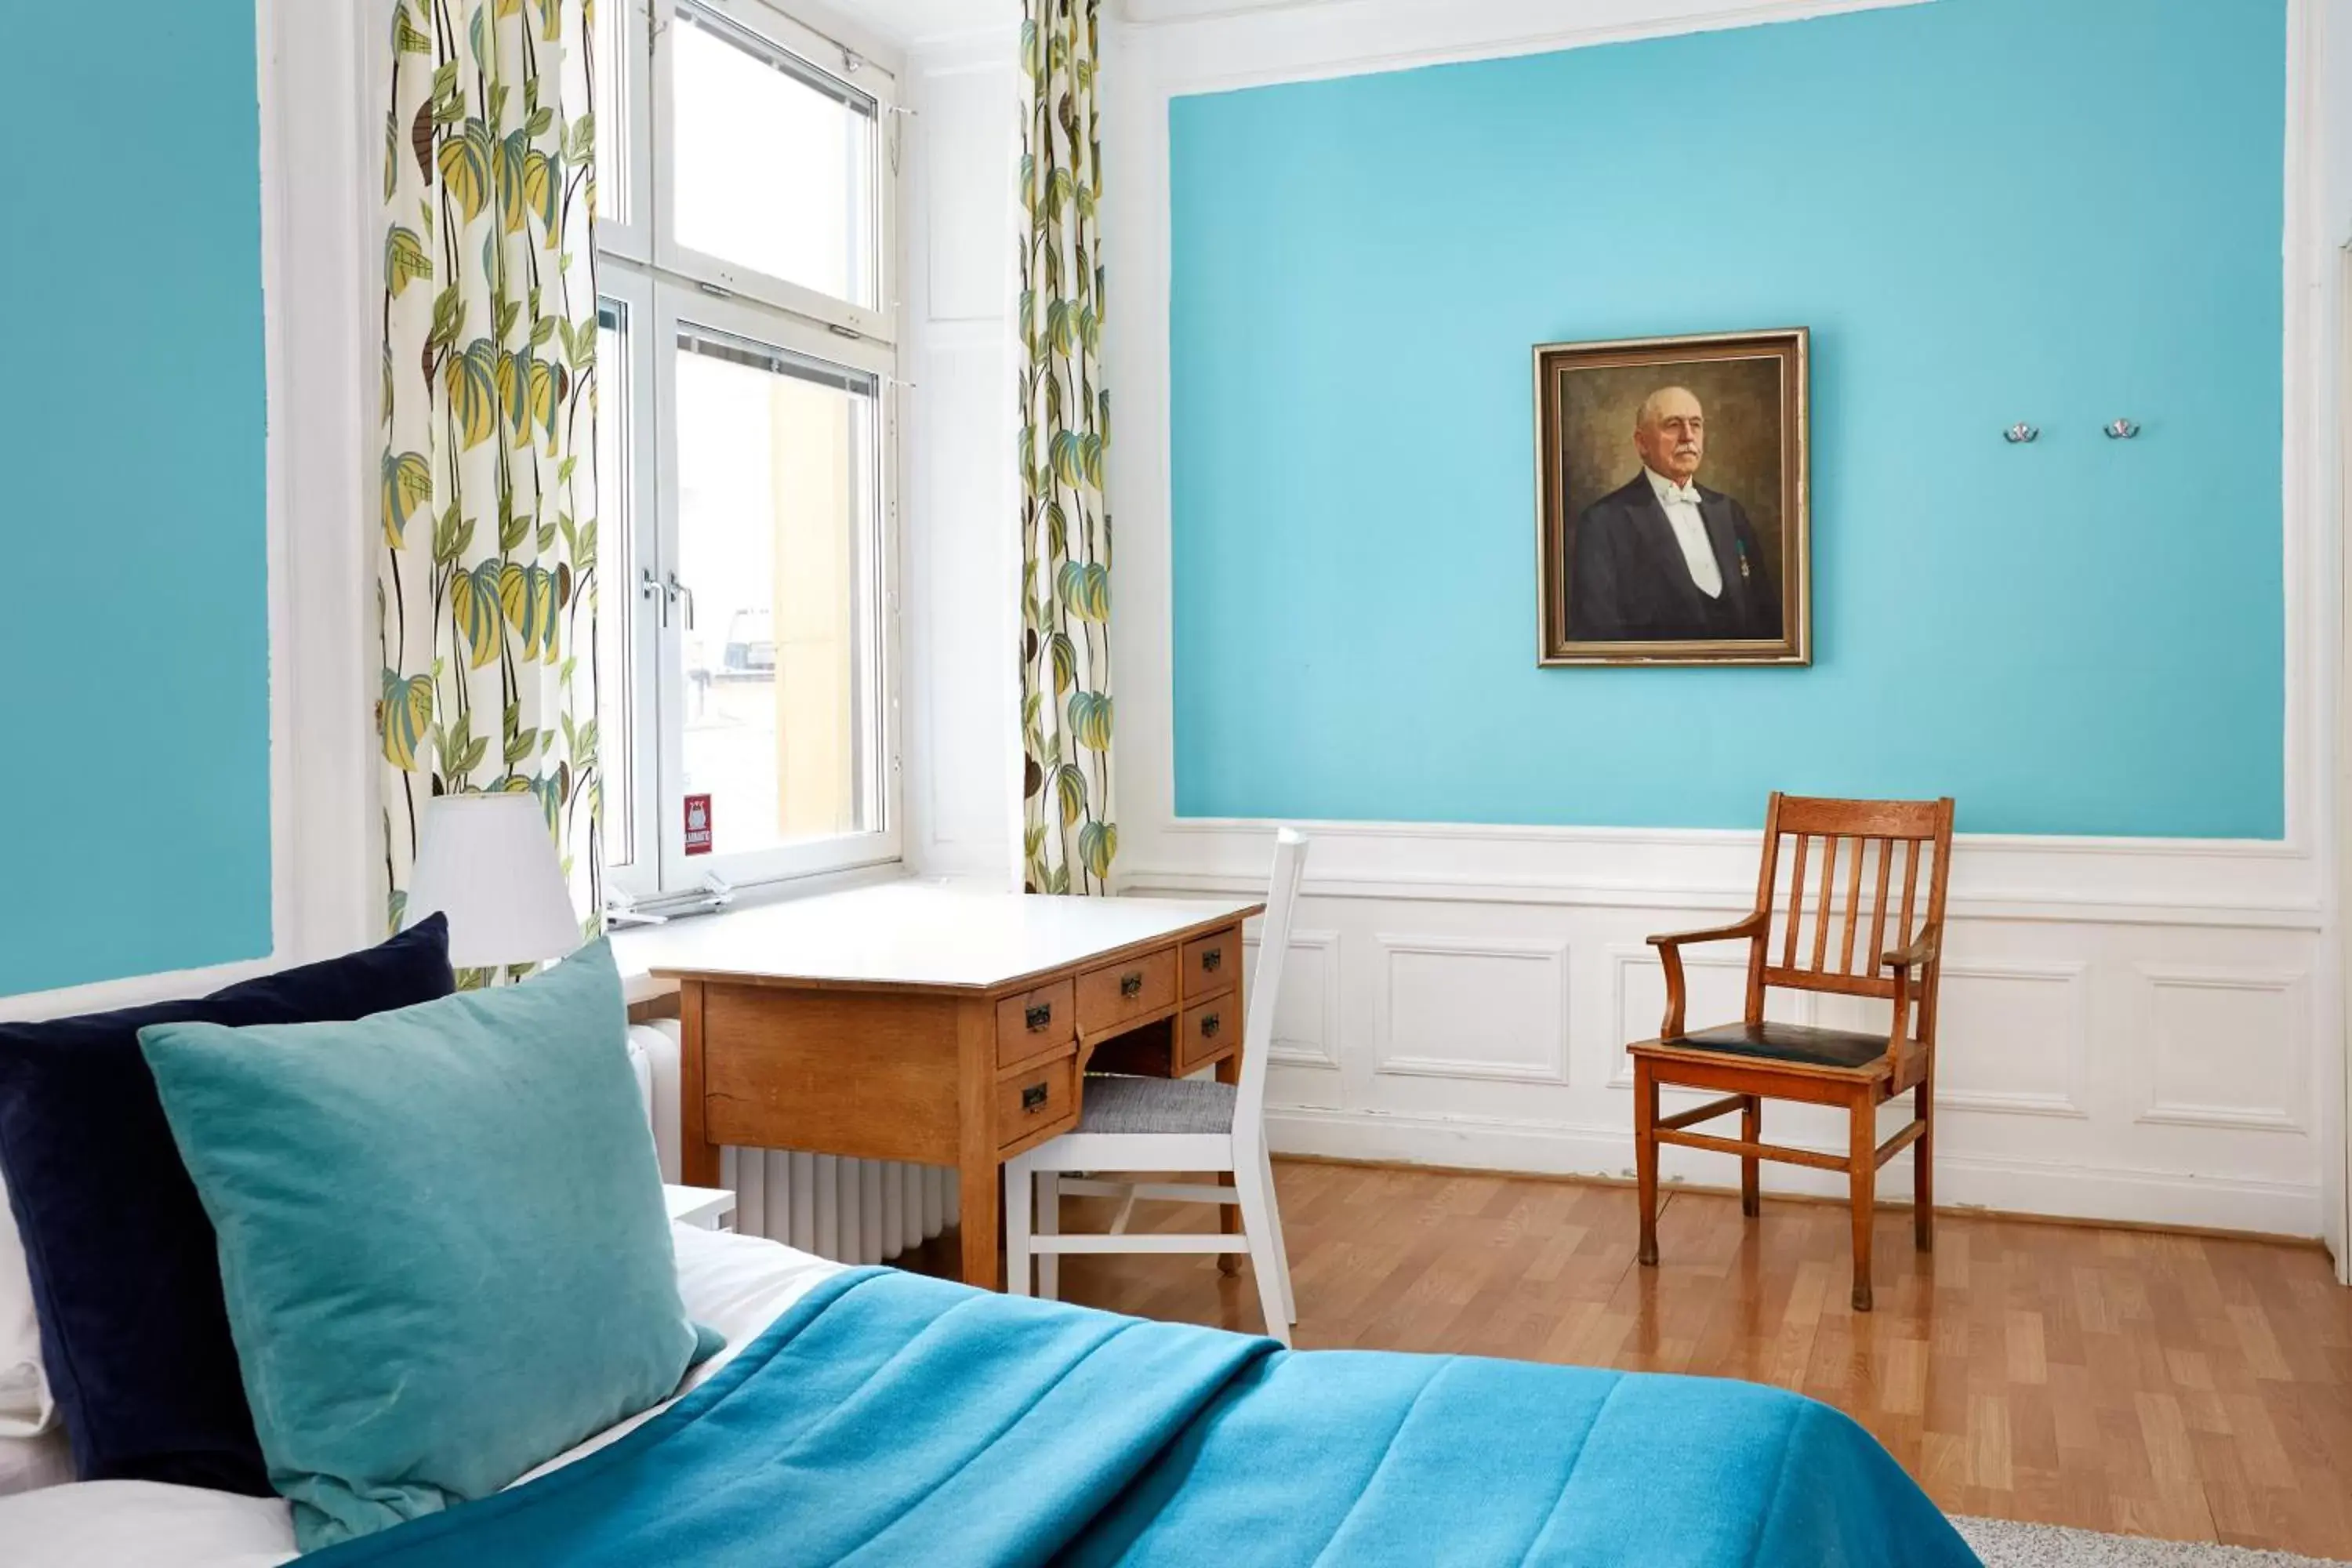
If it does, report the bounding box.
[994,1160,2352,1559]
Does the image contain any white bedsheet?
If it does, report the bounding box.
[0,1426,71,1499]
[0,1225,844,1568]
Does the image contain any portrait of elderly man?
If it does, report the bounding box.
[1566,385,1783,643]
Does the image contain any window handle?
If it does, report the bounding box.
[640,568,668,626]
[666,573,695,631]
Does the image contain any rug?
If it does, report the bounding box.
[1955,1517,2349,1567]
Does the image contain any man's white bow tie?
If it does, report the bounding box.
[1663,485,1701,506]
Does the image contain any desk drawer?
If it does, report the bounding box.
[997,1051,1077,1149]
[1076,949,1178,1038]
[994,979,1076,1068]
[1180,926,1241,1000]
[1175,993,1239,1074]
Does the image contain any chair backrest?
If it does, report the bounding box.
[1747,793,1955,1039]
[1231,829,1308,1149]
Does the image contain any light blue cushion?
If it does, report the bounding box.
[138,939,713,1552]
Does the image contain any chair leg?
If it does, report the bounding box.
[1740,1095,1762,1219]
[1848,1093,1875,1313]
[1218,1054,1243,1276]
[1914,1078,1935,1254]
[1034,1171,1061,1301]
[1231,1149,1293,1348]
[1257,1146,1297,1324]
[1002,1159,1033,1298]
[1634,1058,1660,1267]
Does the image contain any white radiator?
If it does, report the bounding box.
[627,1021,957,1265]
[720,1149,958,1265]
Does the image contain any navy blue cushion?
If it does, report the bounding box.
[0,919,455,1494]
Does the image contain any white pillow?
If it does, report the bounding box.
[0,1173,54,1438]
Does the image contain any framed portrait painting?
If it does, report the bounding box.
[1534,328,1810,666]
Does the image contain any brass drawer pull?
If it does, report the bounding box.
[1021,1082,1050,1112]
[1024,1002,1053,1032]
[1201,948,1222,973]
[1200,1012,1221,1040]
[1119,971,1144,999]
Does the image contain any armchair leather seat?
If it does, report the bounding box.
[1664,1021,1896,1072]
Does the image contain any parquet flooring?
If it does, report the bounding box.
[1023,1160,2352,1559]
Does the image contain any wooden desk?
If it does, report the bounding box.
[633,883,1264,1289]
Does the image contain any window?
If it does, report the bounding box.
[596,0,899,900]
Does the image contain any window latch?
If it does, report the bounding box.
[665,572,696,631]
[640,568,668,626]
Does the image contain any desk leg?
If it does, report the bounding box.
[679,981,721,1189]
[956,1000,1003,1290]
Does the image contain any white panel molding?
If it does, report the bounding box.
[1373,936,1571,1086]
[1932,960,2090,1120]
[2134,964,2313,1134]
[1120,821,2322,932]
[1120,0,1934,94]
[1243,927,1343,1069]
[1264,1105,2324,1238]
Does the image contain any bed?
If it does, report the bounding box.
[3,1221,1975,1567]
[0,1225,838,1566]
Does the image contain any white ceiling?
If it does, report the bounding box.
[829,0,1321,48]
[828,0,1018,46]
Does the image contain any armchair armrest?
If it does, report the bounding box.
[1649,913,1767,1038]
[1646,913,1769,950]
[1879,925,1942,1076]
[1879,929,1940,973]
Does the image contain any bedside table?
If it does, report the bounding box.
[663,1183,737,1231]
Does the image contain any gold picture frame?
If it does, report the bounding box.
[1534,328,1810,666]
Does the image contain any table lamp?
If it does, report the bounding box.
[401,793,583,970]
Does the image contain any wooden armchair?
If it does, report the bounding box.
[1628,793,1955,1312]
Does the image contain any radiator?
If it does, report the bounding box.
[720,1149,958,1265]
[627,1020,957,1265]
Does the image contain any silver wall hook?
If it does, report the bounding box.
[2004,423,2039,445]
[2103,419,2141,440]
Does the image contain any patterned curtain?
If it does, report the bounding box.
[378,0,601,957]
[1018,0,1114,896]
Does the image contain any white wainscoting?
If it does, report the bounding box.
[1138,824,2328,1237]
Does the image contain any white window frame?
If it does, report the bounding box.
[649,0,898,343]
[597,0,903,901]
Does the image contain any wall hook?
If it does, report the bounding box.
[2003,423,2039,445]
[2103,419,2141,440]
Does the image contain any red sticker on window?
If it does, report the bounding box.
[684,793,713,856]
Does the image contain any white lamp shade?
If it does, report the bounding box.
[401,793,583,968]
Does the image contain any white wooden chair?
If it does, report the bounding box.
[1003,829,1308,1345]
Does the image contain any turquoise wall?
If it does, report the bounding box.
[1169,0,2286,837]
[0,8,270,993]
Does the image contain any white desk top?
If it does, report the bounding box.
[611,880,1261,995]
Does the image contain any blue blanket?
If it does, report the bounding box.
[309,1269,1976,1567]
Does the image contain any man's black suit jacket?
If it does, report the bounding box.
[1566,472,1782,643]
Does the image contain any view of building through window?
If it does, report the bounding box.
[673,332,877,855]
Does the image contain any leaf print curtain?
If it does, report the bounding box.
[379,0,601,958]
[1018,0,1114,896]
